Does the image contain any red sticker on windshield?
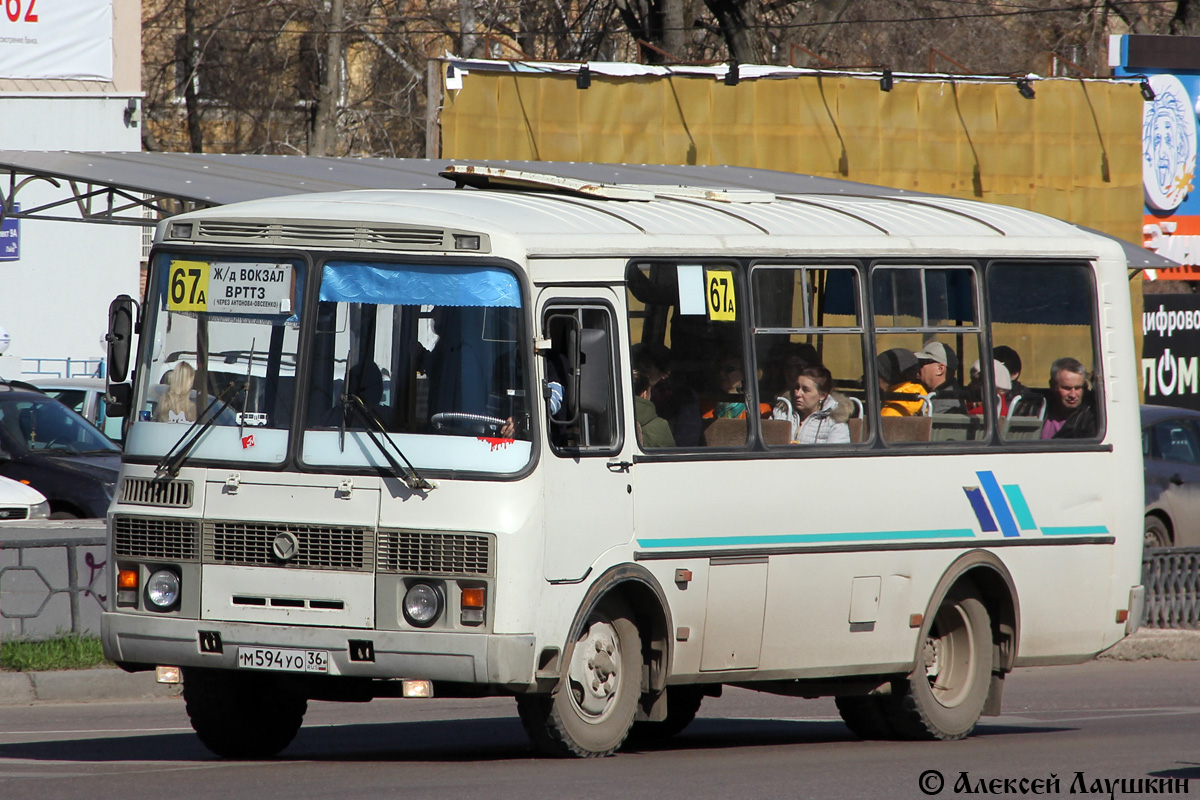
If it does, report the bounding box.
[241,434,256,449]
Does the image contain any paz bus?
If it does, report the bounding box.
[100,165,1144,758]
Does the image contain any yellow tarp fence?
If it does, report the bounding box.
[441,71,1144,244]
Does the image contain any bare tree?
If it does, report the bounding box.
[141,0,1198,158]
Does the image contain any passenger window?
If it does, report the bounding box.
[987,262,1101,443]
[543,305,620,453]
[751,265,865,445]
[626,262,752,449]
[872,266,983,444]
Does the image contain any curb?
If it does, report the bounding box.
[0,667,181,706]
[1097,627,1200,661]
[0,628,1195,706]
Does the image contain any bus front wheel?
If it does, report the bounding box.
[183,667,307,758]
[884,588,992,741]
[516,603,642,757]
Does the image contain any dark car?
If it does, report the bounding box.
[0,383,121,518]
[1142,404,1200,547]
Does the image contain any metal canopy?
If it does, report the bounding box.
[0,150,1175,268]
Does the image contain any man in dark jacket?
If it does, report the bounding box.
[1041,357,1096,439]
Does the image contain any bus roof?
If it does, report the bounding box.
[160,167,1127,264]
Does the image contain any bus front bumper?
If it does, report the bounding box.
[101,612,537,689]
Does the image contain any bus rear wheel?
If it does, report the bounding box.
[183,667,307,758]
[517,604,642,757]
[883,588,992,741]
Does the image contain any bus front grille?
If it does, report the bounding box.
[203,521,375,572]
[113,515,201,560]
[377,530,493,576]
[0,507,29,520]
[120,477,194,508]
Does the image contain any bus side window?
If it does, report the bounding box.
[751,264,866,447]
[626,262,751,449]
[543,304,621,453]
[986,261,1102,443]
[872,265,984,445]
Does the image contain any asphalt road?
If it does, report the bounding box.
[0,660,1197,800]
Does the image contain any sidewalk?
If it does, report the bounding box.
[0,628,1195,706]
[0,667,181,705]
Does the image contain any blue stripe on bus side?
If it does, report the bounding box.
[1003,484,1038,531]
[636,529,976,549]
[1041,525,1110,536]
[977,470,1019,538]
[963,487,999,532]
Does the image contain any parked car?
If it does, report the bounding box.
[0,474,50,522]
[0,382,121,518]
[24,376,122,442]
[1142,404,1200,547]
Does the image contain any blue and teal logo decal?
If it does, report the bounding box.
[964,470,1107,538]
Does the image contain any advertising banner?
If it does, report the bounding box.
[1143,294,1200,410]
[0,0,112,81]
[1112,35,1200,278]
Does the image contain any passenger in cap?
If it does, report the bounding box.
[967,359,1012,417]
[877,347,925,417]
[914,341,967,414]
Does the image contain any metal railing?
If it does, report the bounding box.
[19,357,104,379]
[1142,546,1200,628]
[0,524,107,638]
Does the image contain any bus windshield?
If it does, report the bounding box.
[126,253,305,465]
[126,254,533,474]
[300,260,532,474]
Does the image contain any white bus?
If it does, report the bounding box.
[101,166,1144,758]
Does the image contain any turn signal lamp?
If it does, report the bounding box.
[117,567,139,608]
[460,586,486,625]
[461,587,485,609]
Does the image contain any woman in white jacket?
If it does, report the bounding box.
[772,365,851,444]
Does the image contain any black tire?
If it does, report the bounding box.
[628,685,705,745]
[48,510,79,520]
[516,604,642,757]
[1145,516,1172,549]
[834,694,896,740]
[882,588,992,741]
[183,667,307,758]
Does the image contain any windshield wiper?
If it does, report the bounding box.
[341,393,435,492]
[154,381,244,480]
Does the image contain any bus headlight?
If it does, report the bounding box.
[403,583,442,627]
[146,569,181,610]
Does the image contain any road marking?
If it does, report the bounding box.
[0,727,193,736]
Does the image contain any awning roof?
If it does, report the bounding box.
[0,150,1172,268]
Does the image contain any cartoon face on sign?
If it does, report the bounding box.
[1143,74,1198,211]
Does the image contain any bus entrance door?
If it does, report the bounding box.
[539,295,634,582]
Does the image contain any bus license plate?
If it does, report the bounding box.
[237,647,329,673]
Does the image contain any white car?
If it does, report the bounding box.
[0,474,50,522]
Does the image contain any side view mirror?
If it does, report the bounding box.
[542,313,611,425]
[106,295,137,384]
[106,382,132,419]
[577,328,610,416]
